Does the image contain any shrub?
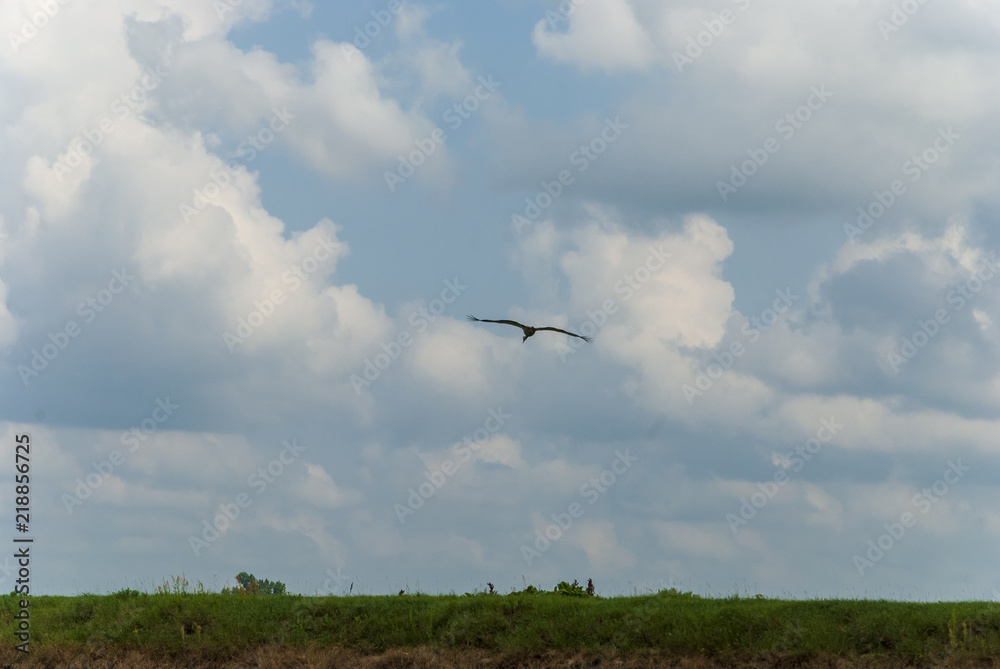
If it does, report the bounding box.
[554,580,589,596]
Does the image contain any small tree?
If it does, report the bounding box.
[257,578,286,595]
[227,572,287,596]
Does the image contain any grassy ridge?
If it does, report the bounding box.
[2,590,1000,659]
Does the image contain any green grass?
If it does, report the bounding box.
[3,587,1000,660]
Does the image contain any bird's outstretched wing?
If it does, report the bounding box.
[536,326,594,343]
[466,315,529,331]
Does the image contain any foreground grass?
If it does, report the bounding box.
[2,589,999,661]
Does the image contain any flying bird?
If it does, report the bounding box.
[466,315,593,343]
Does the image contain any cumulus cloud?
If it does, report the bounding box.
[148,33,439,180]
[0,1,454,427]
[567,519,635,569]
[508,0,1000,224]
[532,0,657,72]
[295,463,362,508]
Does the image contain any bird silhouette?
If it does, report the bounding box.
[466,315,593,343]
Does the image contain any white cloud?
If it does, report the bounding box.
[1,7,423,418]
[295,463,362,508]
[258,510,347,561]
[408,318,492,396]
[513,209,747,420]
[567,519,635,569]
[147,33,441,180]
[532,0,657,72]
[0,278,18,350]
[652,520,734,560]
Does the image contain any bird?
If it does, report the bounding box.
[466,315,593,343]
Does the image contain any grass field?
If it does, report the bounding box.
[2,581,999,667]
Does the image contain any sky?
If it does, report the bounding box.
[1,0,999,600]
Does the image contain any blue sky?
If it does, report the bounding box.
[1,0,999,600]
